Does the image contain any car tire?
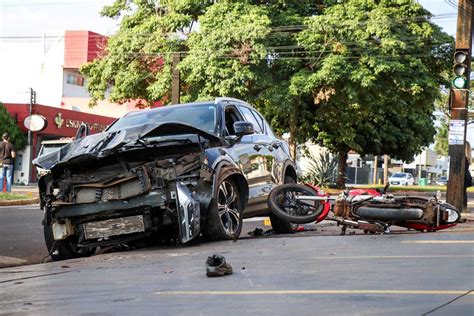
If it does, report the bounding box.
[203,178,243,241]
[43,210,94,261]
[270,176,298,234]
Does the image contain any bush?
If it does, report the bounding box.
[299,152,338,188]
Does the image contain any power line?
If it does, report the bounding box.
[1,1,107,7]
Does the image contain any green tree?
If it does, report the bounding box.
[81,1,322,158]
[434,119,449,157]
[82,0,452,188]
[292,0,453,187]
[0,103,27,151]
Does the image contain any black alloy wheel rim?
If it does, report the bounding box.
[276,188,322,217]
[217,180,240,234]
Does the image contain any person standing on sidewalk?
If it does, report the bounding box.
[0,132,16,192]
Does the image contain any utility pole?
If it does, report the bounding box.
[373,156,378,184]
[383,155,389,185]
[28,88,36,146]
[447,0,473,213]
[171,52,181,104]
[28,88,36,184]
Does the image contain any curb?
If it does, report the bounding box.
[460,213,474,221]
[0,197,39,206]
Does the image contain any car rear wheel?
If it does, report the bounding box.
[270,176,298,234]
[203,178,243,241]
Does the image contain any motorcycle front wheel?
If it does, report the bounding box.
[268,184,324,224]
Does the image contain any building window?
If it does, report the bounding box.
[66,73,84,86]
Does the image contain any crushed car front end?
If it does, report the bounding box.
[36,121,219,260]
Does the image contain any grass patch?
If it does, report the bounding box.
[343,185,474,193]
[347,184,445,193]
[0,192,33,200]
[322,184,466,195]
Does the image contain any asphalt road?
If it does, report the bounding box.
[0,200,473,267]
[1,226,473,315]
[0,204,46,266]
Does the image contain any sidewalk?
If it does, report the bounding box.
[11,184,39,196]
[0,184,39,206]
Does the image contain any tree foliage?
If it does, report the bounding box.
[82,0,453,187]
[292,0,452,186]
[0,103,27,151]
[434,119,449,157]
[294,0,452,159]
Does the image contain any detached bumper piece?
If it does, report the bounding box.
[176,182,201,243]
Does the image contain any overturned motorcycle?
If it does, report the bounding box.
[268,184,461,235]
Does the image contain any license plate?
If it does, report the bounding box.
[83,215,145,240]
[392,182,399,185]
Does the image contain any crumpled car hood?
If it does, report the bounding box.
[34,122,219,171]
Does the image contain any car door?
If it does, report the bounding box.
[222,105,268,205]
[237,105,278,196]
[248,108,289,186]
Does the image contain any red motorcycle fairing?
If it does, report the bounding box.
[405,223,458,232]
[347,188,381,197]
[303,183,331,223]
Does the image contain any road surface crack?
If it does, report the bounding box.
[0,271,72,284]
[422,289,473,315]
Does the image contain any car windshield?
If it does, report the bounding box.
[391,173,406,178]
[107,103,217,134]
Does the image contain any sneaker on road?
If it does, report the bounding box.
[206,254,233,277]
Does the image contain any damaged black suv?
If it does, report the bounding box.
[34,97,297,260]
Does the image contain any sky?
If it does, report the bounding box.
[0,0,460,37]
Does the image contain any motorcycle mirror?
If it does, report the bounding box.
[382,183,390,194]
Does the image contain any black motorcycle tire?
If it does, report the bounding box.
[270,176,298,234]
[268,183,324,224]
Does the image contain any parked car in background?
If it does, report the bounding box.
[36,138,74,177]
[388,172,415,186]
[34,97,297,260]
[436,176,448,186]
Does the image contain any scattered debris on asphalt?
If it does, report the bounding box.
[248,228,274,237]
[206,254,233,277]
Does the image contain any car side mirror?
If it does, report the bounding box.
[234,121,254,136]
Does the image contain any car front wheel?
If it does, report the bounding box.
[43,211,95,261]
[203,178,243,241]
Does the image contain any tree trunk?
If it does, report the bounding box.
[289,102,298,161]
[336,151,348,189]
